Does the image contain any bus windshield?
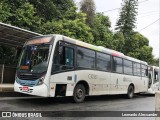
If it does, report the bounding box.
[18,44,52,73]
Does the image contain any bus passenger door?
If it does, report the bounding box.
[50,41,75,97]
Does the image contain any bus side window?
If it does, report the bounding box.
[112,56,123,73]
[52,42,74,73]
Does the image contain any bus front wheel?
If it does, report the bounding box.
[127,85,134,99]
[73,84,86,103]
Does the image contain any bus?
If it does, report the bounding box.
[14,34,149,103]
[148,66,159,94]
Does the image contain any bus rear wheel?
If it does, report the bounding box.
[73,84,86,103]
[127,85,134,99]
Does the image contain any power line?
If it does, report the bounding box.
[146,30,159,37]
[102,0,150,13]
[138,0,149,4]
[103,8,120,13]
[139,18,160,32]
[138,13,159,18]
[139,10,159,15]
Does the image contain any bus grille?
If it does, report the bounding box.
[18,75,39,80]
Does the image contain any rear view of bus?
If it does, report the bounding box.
[14,36,54,97]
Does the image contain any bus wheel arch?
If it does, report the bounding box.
[73,80,89,103]
[75,80,90,95]
[127,83,135,99]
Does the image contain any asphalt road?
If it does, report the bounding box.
[0,93,156,120]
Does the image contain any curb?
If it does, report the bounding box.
[0,84,14,92]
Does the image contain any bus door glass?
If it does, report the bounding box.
[51,41,75,83]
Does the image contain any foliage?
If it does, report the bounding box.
[0,45,16,65]
[115,0,138,36]
[0,0,42,31]
[28,0,75,22]
[128,46,153,64]
[125,32,149,53]
[12,2,42,31]
[111,32,125,53]
[152,58,159,66]
[38,11,93,43]
[115,0,155,64]
[80,0,96,26]
[0,0,157,66]
[126,32,154,64]
[91,13,112,48]
[0,1,12,22]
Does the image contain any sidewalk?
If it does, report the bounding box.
[0,84,14,92]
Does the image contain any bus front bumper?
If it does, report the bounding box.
[14,81,48,97]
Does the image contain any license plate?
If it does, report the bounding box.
[22,86,29,92]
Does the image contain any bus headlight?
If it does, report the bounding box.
[38,75,45,85]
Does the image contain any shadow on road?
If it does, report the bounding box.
[16,93,154,106]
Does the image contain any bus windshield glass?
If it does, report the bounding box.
[18,44,52,73]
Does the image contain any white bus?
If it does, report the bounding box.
[148,66,159,94]
[14,34,149,102]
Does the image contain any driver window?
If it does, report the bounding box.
[52,42,74,73]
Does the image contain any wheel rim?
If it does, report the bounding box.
[76,88,84,99]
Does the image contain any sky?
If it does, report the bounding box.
[74,0,159,58]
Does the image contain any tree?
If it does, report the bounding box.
[0,45,16,65]
[0,1,12,23]
[80,0,96,26]
[111,32,125,53]
[39,13,94,43]
[12,2,42,31]
[0,0,42,32]
[115,0,138,36]
[127,46,154,64]
[152,58,159,66]
[126,32,149,52]
[28,0,75,22]
[91,13,113,48]
[126,32,154,64]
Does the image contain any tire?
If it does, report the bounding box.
[73,84,86,103]
[127,85,134,99]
